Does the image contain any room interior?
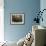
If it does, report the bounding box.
[0,0,46,46]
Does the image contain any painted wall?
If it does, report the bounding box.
[4,0,40,42]
[40,0,46,27]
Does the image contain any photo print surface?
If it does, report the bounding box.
[10,13,24,24]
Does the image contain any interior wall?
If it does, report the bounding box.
[40,0,46,27]
[4,0,40,42]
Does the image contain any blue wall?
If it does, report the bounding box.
[4,0,40,42]
[40,0,46,27]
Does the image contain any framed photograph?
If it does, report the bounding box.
[10,13,24,24]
